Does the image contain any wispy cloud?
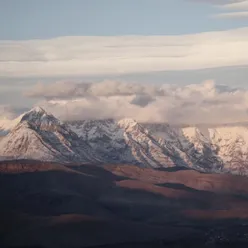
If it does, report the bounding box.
[192,0,248,19]
[26,80,164,99]
[221,0,248,10]
[214,11,248,18]
[1,28,248,78]
[213,0,248,18]
[189,0,245,5]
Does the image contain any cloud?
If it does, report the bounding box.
[190,0,245,4]
[1,28,248,78]
[0,105,28,120]
[28,80,248,125]
[213,0,248,18]
[0,105,17,120]
[130,95,155,107]
[214,11,248,18]
[26,81,90,99]
[221,0,248,10]
[26,80,165,99]
[191,0,248,19]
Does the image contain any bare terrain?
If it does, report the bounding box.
[1,160,248,247]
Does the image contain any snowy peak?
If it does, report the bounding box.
[0,107,102,163]
[0,107,63,136]
[31,106,46,114]
[3,106,248,176]
[69,118,177,168]
[0,120,57,161]
[21,106,53,121]
[117,118,138,130]
[20,106,64,132]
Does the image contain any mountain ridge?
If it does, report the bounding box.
[1,107,248,175]
[0,107,101,163]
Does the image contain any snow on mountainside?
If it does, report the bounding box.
[69,119,248,174]
[68,120,223,172]
[69,119,177,168]
[205,126,248,175]
[2,107,248,175]
[145,123,248,175]
[0,115,23,136]
[0,107,100,163]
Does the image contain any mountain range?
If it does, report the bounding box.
[2,107,248,247]
[1,107,248,175]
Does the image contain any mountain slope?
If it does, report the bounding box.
[69,119,177,168]
[2,107,248,175]
[0,107,100,163]
[146,123,248,175]
[69,119,225,172]
[70,119,248,174]
[0,115,23,136]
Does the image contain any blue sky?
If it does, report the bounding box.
[1,0,248,39]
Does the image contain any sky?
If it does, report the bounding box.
[1,0,248,39]
[1,0,248,124]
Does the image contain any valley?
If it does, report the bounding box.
[1,160,248,247]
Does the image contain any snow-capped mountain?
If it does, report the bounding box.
[2,107,248,175]
[0,107,100,163]
[69,120,248,174]
[68,118,177,168]
[145,123,248,175]
[196,126,248,175]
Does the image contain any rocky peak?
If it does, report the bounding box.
[20,106,63,131]
[118,118,139,130]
